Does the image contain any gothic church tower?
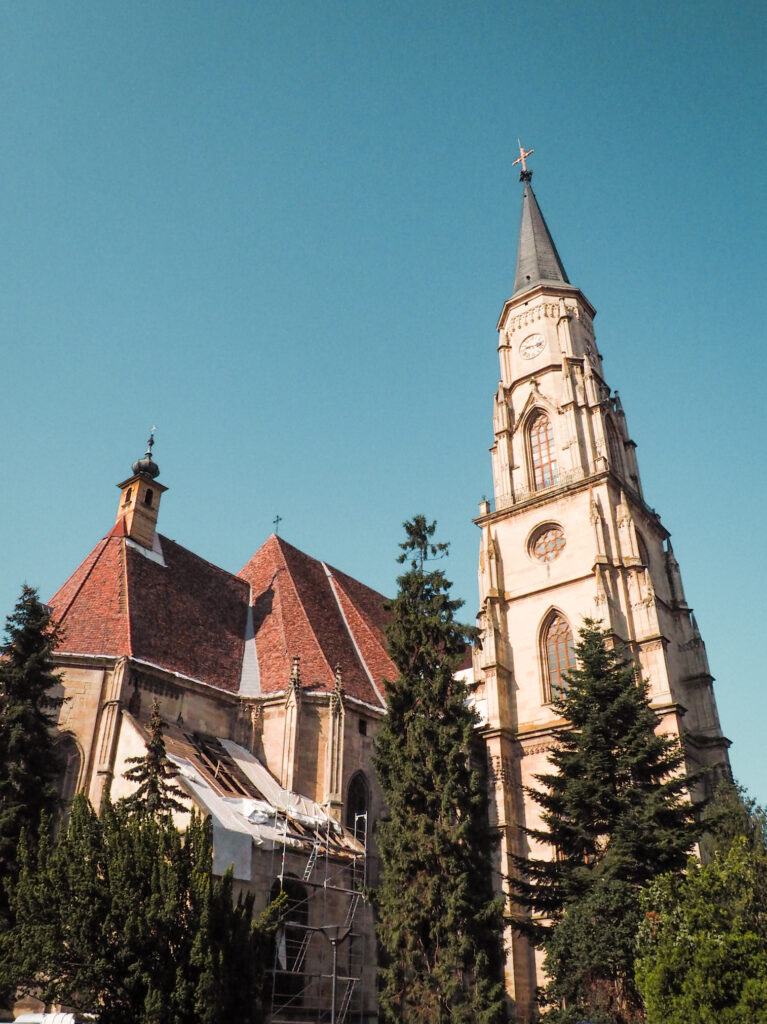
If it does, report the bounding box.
[472,150,730,1018]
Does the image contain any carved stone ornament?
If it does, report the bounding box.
[505,303,560,336]
[521,742,554,757]
[487,754,515,785]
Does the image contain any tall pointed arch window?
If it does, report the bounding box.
[346,771,369,837]
[543,614,576,702]
[529,412,559,490]
[55,734,82,807]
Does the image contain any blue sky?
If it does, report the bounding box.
[1,1,765,803]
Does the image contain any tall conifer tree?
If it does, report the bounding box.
[373,517,506,1024]
[514,620,702,1023]
[122,700,188,815]
[0,585,63,922]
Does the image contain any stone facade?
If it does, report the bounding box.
[471,171,731,1021]
[46,458,392,1024]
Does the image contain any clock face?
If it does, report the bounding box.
[520,333,545,360]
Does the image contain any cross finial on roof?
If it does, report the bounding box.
[273,514,282,536]
[512,140,535,182]
[146,426,156,457]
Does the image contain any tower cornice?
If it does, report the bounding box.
[497,283,596,333]
[474,469,668,537]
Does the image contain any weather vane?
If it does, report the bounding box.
[512,140,534,181]
[146,426,156,455]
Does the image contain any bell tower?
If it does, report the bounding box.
[473,148,731,1020]
[116,431,167,549]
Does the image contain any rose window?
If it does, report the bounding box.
[532,526,566,563]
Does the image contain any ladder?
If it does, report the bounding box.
[292,929,313,974]
[303,839,321,881]
[337,979,357,1024]
[344,891,360,929]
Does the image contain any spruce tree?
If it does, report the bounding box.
[373,516,506,1024]
[122,699,188,815]
[0,585,63,923]
[514,619,702,1022]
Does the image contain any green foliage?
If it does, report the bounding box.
[636,787,767,1023]
[514,620,701,1022]
[121,699,188,816]
[0,794,278,1024]
[373,516,506,1024]
[539,878,644,1024]
[700,778,767,860]
[0,585,64,923]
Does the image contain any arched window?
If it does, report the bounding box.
[346,771,369,836]
[270,876,309,1007]
[543,614,576,702]
[529,412,559,490]
[144,488,154,507]
[55,734,82,807]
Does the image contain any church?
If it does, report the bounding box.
[43,152,730,1024]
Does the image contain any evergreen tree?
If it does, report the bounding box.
[636,784,767,1023]
[514,620,701,1022]
[373,516,506,1024]
[0,585,63,923]
[121,699,188,815]
[700,778,767,860]
[0,793,278,1024]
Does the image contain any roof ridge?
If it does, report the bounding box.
[266,537,340,686]
[321,562,385,706]
[122,535,134,658]
[324,560,390,604]
[51,535,113,624]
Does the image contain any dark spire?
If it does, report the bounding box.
[511,146,570,296]
[132,427,160,479]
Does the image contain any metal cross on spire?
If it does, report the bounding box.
[512,140,535,181]
[146,426,156,456]
[273,514,282,535]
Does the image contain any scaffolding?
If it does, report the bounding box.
[268,809,369,1024]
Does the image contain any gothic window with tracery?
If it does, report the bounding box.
[531,524,566,563]
[529,412,559,490]
[543,614,576,701]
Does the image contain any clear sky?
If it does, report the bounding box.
[1,2,765,803]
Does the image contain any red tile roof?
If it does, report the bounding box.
[238,535,393,707]
[49,526,393,706]
[128,538,249,691]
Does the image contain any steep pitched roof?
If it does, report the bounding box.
[513,175,570,296]
[48,525,132,658]
[49,527,393,707]
[238,535,392,708]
